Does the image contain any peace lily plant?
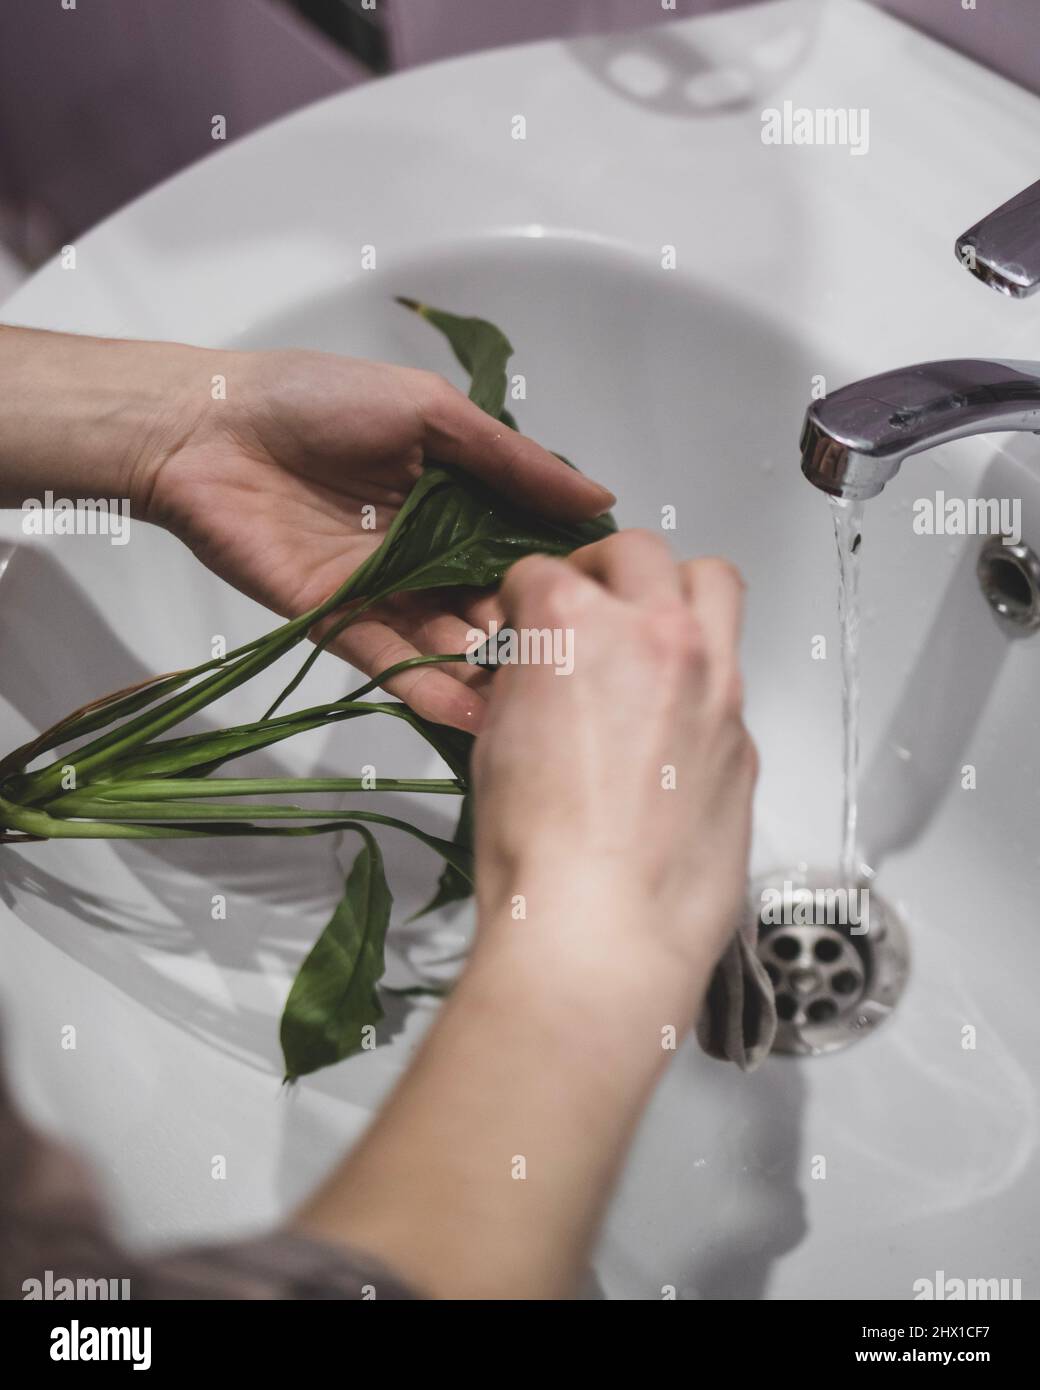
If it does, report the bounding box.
[0,301,615,1081]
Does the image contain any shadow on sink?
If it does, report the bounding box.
[683,1056,808,1299]
[595,1044,808,1299]
[858,445,1040,870]
[0,542,461,1074]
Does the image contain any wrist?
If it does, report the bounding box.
[0,326,227,517]
[469,871,715,1041]
[115,338,237,520]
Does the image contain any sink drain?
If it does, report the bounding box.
[751,868,910,1056]
[977,537,1040,632]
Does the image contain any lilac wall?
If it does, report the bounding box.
[0,0,367,263]
[385,0,748,69]
[386,0,1040,97]
[877,0,1040,96]
[2,0,1038,267]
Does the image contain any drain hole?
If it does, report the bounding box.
[752,869,911,1055]
[988,556,1031,609]
[814,938,842,963]
[977,539,1040,631]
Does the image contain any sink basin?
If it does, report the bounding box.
[3,0,1039,1298]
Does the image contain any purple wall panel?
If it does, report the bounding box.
[385,0,1040,98]
[2,0,1038,265]
[0,0,368,262]
[386,0,747,69]
[876,0,1040,96]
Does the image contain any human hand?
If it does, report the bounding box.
[292,534,755,1298]
[469,531,757,1009]
[134,345,616,730]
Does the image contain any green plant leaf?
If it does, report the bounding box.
[280,830,391,1080]
[322,462,614,607]
[396,297,512,417]
[413,792,474,920]
[67,698,470,788]
[82,702,399,784]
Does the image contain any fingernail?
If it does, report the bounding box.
[460,703,486,733]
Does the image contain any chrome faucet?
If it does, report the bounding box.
[801,179,1040,501]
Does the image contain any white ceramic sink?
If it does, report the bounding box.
[3,0,1040,1297]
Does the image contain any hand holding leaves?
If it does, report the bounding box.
[139,303,615,730]
[0,299,617,1080]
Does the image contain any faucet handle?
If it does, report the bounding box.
[956,179,1040,298]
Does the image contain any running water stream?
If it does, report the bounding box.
[831,498,864,889]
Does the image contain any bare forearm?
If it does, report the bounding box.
[293,879,715,1299]
[0,325,207,509]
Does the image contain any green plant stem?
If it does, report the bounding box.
[0,796,475,871]
[19,623,313,803]
[17,555,402,802]
[261,596,380,719]
[42,800,438,822]
[340,650,476,703]
[50,776,462,804]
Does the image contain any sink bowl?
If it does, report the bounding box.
[2,0,1039,1297]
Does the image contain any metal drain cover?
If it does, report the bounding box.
[751,867,910,1056]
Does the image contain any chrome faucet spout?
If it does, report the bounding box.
[800,359,1040,500]
[802,178,1040,500]
[956,178,1040,298]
